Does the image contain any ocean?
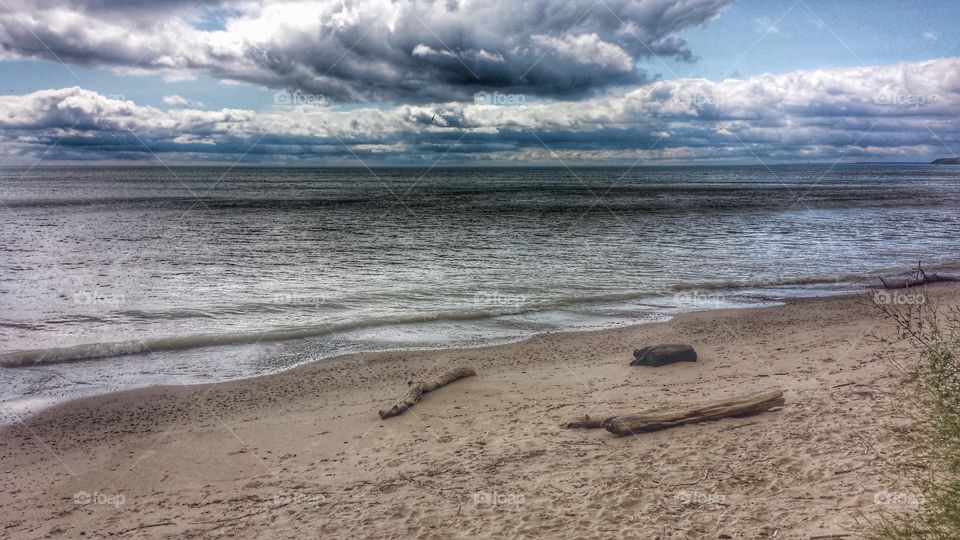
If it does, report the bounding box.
[1,165,959,423]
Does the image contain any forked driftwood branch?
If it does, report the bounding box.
[378,367,476,419]
[877,261,959,289]
[601,389,784,436]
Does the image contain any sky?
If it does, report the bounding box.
[0,0,959,165]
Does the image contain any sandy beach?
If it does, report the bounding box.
[4,1,960,537]
[2,285,953,539]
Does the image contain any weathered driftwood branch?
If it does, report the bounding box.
[562,389,784,432]
[878,274,959,289]
[378,367,476,419]
[876,262,959,289]
[601,388,784,436]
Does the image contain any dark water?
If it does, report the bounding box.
[1,165,959,421]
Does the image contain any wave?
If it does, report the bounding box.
[0,290,680,367]
[0,308,540,368]
[671,261,960,293]
[670,272,872,292]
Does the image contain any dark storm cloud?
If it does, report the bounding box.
[0,0,733,102]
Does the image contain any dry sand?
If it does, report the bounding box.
[3,285,954,539]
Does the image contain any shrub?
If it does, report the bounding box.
[871,298,960,539]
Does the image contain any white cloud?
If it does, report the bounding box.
[162,94,189,107]
[1,57,959,163]
[531,33,634,72]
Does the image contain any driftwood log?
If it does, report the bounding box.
[378,367,476,419]
[601,388,784,436]
[631,344,697,367]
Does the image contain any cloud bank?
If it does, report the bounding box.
[0,0,733,102]
[1,57,958,164]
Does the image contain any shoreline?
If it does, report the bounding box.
[0,292,787,427]
[3,284,958,537]
[13,258,960,370]
[0,284,858,425]
[4,261,959,425]
[0,293,778,425]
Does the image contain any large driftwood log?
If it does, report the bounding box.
[601,389,784,436]
[378,367,476,419]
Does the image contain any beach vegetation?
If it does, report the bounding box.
[870,298,960,539]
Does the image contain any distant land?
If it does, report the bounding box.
[932,157,960,164]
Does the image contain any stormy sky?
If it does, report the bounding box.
[0,0,959,165]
